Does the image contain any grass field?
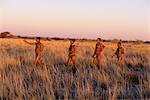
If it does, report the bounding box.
[0,38,150,99]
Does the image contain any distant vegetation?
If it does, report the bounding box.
[0,32,14,38]
[0,32,149,44]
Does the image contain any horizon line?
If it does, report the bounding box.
[0,31,149,42]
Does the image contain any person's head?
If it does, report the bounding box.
[97,38,102,43]
[36,37,41,42]
[70,39,75,44]
[117,41,122,47]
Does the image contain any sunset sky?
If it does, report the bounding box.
[0,0,149,40]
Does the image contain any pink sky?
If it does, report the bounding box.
[0,0,149,40]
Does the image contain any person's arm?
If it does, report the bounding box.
[23,40,36,45]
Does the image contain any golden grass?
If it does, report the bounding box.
[0,38,150,99]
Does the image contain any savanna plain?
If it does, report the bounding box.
[0,38,150,99]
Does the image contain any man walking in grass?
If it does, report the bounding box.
[24,37,44,70]
[112,40,125,66]
[93,38,105,68]
[67,39,77,66]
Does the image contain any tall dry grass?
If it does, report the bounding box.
[0,38,150,99]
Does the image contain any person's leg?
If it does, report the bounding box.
[97,55,101,70]
[66,57,73,72]
[116,56,124,76]
[71,56,76,65]
[119,56,124,71]
[97,55,101,65]
[67,57,72,66]
[116,56,120,65]
[115,56,120,72]
[34,53,40,70]
[71,56,78,75]
[37,58,42,69]
[34,60,37,70]
[40,57,46,70]
[34,54,37,70]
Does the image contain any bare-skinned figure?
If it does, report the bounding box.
[112,40,125,67]
[67,39,77,66]
[93,38,105,68]
[23,37,44,70]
